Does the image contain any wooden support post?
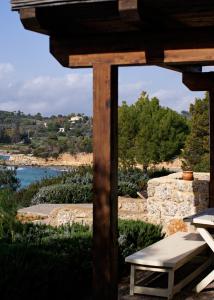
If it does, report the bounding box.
[93,63,118,300]
[209,91,214,207]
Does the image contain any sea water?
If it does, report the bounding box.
[0,154,63,188]
[16,166,62,188]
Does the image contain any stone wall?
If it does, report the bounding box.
[48,197,148,227]
[18,172,210,236]
[147,172,209,235]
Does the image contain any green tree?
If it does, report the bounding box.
[182,93,209,172]
[119,92,189,170]
[0,166,20,191]
[0,128,11,143]
[118,101,138,167]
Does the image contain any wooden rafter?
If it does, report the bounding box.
[50,35,214,68]
[12,0,214,31]
[183,72,214,91]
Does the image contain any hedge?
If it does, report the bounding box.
[31,183,93,205]
[0,219,164,299]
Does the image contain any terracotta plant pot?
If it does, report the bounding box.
[182,171,194,181]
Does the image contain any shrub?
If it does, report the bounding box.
[148,167,172,179]
[0,166,20,191]
[118,167,148,186]
[0,189,18,242]
[0,219,163,299]
[31,183,92,205]
[0,225,92,299]
[118,181,139,198]
[16,166,172,207]
[64,168,92,185]
[118,219,164,274]
[15,173,66,207]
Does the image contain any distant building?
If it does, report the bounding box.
[58,127,65,133]
[69,116,82,124]
[44,122,48,128]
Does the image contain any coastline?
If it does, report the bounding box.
[0,151,182,171]
[0,152,93,167]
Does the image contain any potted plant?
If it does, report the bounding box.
[181,160,194,181]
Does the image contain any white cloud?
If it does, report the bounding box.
[203,66,214,72]
[119,80,151,104]
[0,62,204,116]
[0,66,93,115]
[150,89,203,112]
[0,63,14,80]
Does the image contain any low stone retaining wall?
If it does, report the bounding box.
[18,172,210,235]
[18,197,148,226]
[147,172,209,235]
[49,197,148,226]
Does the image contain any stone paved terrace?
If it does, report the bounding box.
[18,203,92,217]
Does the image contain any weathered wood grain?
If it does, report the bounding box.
[67,49,214,67]
[11,0,113,9]
[93,63,118,300]
[50,33,214,68]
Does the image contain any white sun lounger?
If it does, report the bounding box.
[125,232,212,299]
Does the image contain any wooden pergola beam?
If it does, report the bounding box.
[50,35,214,68]
[68,49,214,67]
[183,72,214,91]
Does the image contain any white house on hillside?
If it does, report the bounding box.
[69,116,82,124]
[58,127,65,133]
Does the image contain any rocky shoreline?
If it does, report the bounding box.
[0,151,182,171]
[0,152,93,167]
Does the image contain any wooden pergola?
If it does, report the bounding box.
[11,1,214,299]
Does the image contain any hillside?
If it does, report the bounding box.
[0,110,92,158]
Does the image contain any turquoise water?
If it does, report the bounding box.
[0,155,10,160]
[16,166,62,188]
[0,155,62,188]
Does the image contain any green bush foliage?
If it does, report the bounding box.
[15,173,68,207]
[0,189,18,242]
[31,183,92,205]
[0,190,164,298]
[0,215,163,299]
[15,166,172,206]
[31,167,147,203]
[148,167,172,179]
[118,219,164,274]
[0,166,20,191]
[0,225,92,299]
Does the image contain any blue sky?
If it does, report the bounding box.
[0,0,206,116]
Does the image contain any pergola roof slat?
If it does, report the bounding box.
[11,0,115,10]
[11,0,214,29]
